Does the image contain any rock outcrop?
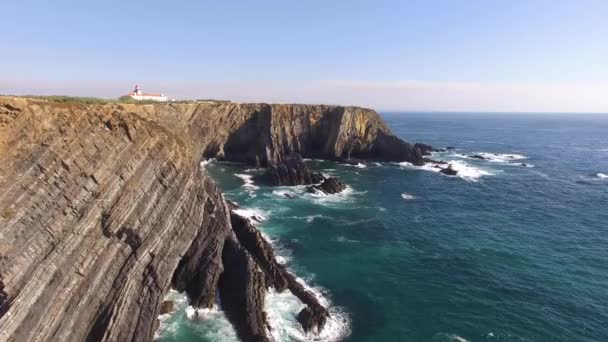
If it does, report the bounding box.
[0,96,427,342]
[263,153,324,186]
[307,177,347,195]
[439,164,458,176]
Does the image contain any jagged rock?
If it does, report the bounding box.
[264,153,324,186]
[0,96,425,342]
[307,177,347,195]
[414,143,435,156]
[229,212,329,333]
[218,235,270,342]
[468,154,488,160]
[440,165,458,176]
[159,301,175,315]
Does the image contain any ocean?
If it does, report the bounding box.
[157,112,608,342]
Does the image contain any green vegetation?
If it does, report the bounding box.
[22,95,115,104]
[18,95,170,105]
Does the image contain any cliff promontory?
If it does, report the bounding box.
[0,97,425,341]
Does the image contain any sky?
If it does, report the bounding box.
[1,0,607,112]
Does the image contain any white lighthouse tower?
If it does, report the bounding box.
[127,85,167,102]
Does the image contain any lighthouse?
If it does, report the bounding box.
[127,85,168,102]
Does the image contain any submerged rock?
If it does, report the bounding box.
[414,143,435,156]
[440,165,458,176]
[307,177,347,195]
[159,301,175,315]
[468,154,488,160]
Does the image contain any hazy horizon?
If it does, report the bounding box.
[2,1,607,113]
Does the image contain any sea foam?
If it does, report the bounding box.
[401,193,415,200]
[398,160,492,181]
[597,173,608,179]
[264,278,351,342]
[234,173,260,190]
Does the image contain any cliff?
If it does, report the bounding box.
[0,96,425,341]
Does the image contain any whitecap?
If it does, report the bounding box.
[401,193,415,200]
[233,207,269,223]
[336,235,359,243]
[199,158,215,169]
[463,152,527,163]
[155,290,238,341]
[305,214,326,223]
[398,160,493,182]
[432,332,471,342]
[235,174,260,197]
[272,189,298,199]
[448,160,494,181]
[597,173,608,179]
[264,280,351,342]
[344,162,367,168]
[373,162,382,167]
[303,186,365,206]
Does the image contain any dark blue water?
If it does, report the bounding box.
[159,113,608,342]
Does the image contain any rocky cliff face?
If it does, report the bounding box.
[0,97,425,341]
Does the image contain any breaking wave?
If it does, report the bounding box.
[398,160,493,181]
[155,290,238,342]
[199,158,216,169]
[401,193,415,200]
[265,277,351,342]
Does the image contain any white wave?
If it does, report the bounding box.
[272,189,298,199]
[398,160,492,181]
[265,280,351,342]
[304,186,364,205]
[336,235,359,243]
[373,162,382,167]
[304,214,326,223]
[398,161,440,174]
[433,333,471,342]
[456,152,527,163]
[235,174,259,198]
[233,208,269,223]
[401,193,415,200]
[345,162,367,168]
[155,290,238,341]
[597,173,608,179]
[448,160,493,181]
[199,158,215,169]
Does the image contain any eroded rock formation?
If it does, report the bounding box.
[307,177,347,195]
[263,153,324,186]
[0,96,426,341]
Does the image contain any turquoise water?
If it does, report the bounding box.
[158,113,608,342]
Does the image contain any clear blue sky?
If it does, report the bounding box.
[1,0,607,112]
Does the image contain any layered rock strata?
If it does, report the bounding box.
[0,97,427,341]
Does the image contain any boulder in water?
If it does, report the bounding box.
[307,177,347,194]
[468,154,488,160]
[159,301,175,315]
[439,165,458,176]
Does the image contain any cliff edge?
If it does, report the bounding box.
[0,97,426,341]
